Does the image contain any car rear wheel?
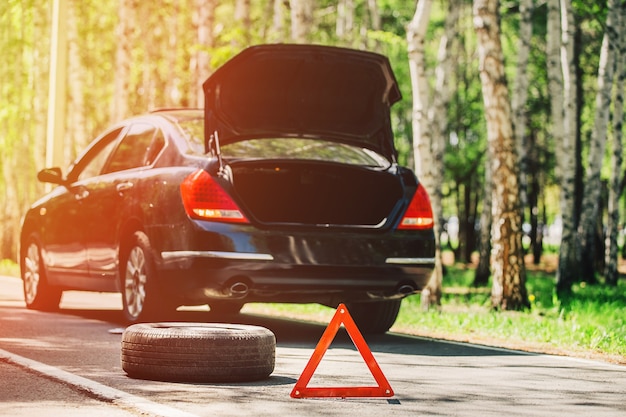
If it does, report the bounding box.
[121,323,275,382]
[121,231,172,322]
[21,239,62,311]
[345,299,402,334]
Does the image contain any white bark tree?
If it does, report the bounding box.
[604,1,626,286]
[407,0,440,308]
[336,0,355,43]
[111,0,134,122]
[555,0,580,293]
[474,0,528,310]
[577,0,619,283]
[547,0,564,200]
[511,0,533,212]
[474,155,493,285]
[407,0,433,191]
[367,0,382,51]
[407,0,459,307]
[268,0,288,42]
[290,0,315,43]
[191,0,216,108]
[67,0,87,161]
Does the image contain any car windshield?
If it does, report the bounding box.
[177,119,390,168]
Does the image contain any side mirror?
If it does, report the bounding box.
[37,167,67,186]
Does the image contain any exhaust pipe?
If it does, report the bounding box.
[228,281,250,298]
[396,284,416,295]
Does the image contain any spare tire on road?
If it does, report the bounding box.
[121,323,276,382]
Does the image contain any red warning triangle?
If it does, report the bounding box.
[290,303,394,398]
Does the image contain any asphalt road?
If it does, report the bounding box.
[1,275,625,417]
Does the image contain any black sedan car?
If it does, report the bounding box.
[20,44,435,333]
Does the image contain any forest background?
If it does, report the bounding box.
[1,0,626,316]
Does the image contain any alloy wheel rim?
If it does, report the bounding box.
[23,243,40,304]
[124,246,147,320]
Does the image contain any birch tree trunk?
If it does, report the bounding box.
[235,0,251,34]
[235,0,251,45]
[546,0,566,272]
[67,1,86,161]
[511,0,533,216]
[426,0,459,301]
[268,0,288,42]
[407,0,459,307]
[555,0,580,293]
[407,0,433,189]
[367,0,382,51]
[191,0,216,108]
[474,157,493,286]
[473,0,529,310]
[578,0,618,283]
[336,0,355,44]
[605,1,626,286]
[111,0,134,122]
[407,0,441,308]
[290,0,314,43]
[165,9,180,106]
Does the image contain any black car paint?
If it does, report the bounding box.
[21,110,435,303]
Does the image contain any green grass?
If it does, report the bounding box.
[0,259,19,277]
[395,271,626,360]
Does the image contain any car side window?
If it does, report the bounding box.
[103,123,162,174]
[145,130,165,166]
[75,128,124,182]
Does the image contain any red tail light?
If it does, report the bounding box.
[398,185,434,230]
[180,169,249,224]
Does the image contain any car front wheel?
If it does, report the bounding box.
[121,231,172,322]
[21,238,62,311]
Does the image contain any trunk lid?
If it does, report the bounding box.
[202,44,401,162]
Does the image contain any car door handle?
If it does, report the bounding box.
[116,182,134,193]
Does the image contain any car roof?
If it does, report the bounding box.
[149,108,203,122]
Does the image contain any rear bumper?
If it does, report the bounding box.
[152,221,435,305]
[157,252,434,306]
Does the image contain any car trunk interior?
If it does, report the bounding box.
[230,161,403,226]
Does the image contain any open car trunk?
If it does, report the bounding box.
[203,44,401,162]
[229,160,404,227]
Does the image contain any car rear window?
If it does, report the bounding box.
[177,120,389,167]
[222,138,390,167]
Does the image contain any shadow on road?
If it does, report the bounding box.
[55,304,529,360]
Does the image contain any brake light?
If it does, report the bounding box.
[180,169,249,224]
[398,185,434,230]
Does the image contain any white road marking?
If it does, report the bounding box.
[0,347,201,417]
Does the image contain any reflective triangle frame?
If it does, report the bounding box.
[290,303,394,398]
